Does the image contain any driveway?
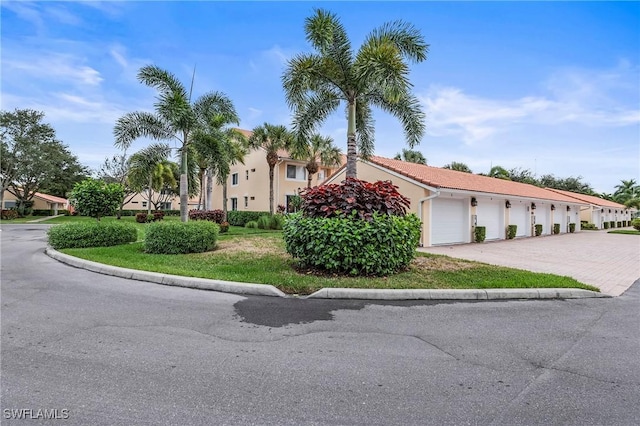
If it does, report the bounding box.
[419,231,640,296]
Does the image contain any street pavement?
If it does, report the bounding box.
[1,224,639,425]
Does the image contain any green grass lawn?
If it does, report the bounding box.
[608,229,640,235]
[60,231,598,295]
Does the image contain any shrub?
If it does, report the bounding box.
[631,218,640,231]
[189,209,224,223]
[153,211,165,221]
[136,212,149,223]
[603,222,609,229]
[474,226,486,243]
[271,214,284,230]
[227,211,270,226]
[144,221,219,254]
[32,209,53,216]
[581,222,597,230]
[553,223,560,234]
[70,178,123,220]
[535,224,543,236]
[257,215,271,229]
[506,224,517,239]
[1,210,18,220]
[283,212,421,276]
[245,220,258,229]
[616,221,622,228]
[219,221,230,233]
[299,178,410,220]
[48,221,137,249]
[569,223,576,233]
[610,221,615,228]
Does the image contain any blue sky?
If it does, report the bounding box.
[2,1,638,194]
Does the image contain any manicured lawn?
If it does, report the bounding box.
[608,230,640,235]
[60,232,599,295]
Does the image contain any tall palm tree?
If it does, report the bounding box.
[113,64,236,222]
[614,179,639,204]
[247,123,294,214]
[282,9,428,179]
[443,162,472,173]
[296,134,342,188]
[127,143,172,215]
[394,149,426,165]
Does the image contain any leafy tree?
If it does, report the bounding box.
[98,152,137,219]
[613,179,639,205]
[283,9,428,178]
[248,123,294,214]
[114,65,232,222]
[487,165,510,180]
[70,178,124,221]
[394,149,426,165]
[443,161,472,173]
[1,109,83,215]
[539,174,594,195]
[37,144,88,198]
[297,133,342,188]
[507,167,537,185]
[127,143,174,215]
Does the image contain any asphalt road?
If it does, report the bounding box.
[2,224,639,425]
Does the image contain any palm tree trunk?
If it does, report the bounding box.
[179,146,188,222]
[346,100,357,179]
[222,183,228,221]
[269,165,275,215]
[206,171,213,211]
[147,175,152,216]
[307,171,313,188]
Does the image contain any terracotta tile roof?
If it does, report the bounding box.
[544,188,626,209]
[366,156,588,204]
[34,192,68,204]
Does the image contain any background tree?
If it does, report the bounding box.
[98,152,137,219]
[296,133,342,188]
[443,161,472,173]
[613,179,639,205]
[127,143,174,215]
[114,65,232,222]
[283,8,428,178]
[37,144,88,198]
[69,178,124,221]
[1,109,84,215]
[248,123,294,214]
[394,149,426,165]
[539,174,594,195]
[487,165,510,180]
[507,167,537,185]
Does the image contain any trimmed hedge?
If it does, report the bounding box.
[283,212,421,276]
[553,223,560,234]
[48,221,138,249]
[569,223,576,233]
[603,222,609,229]
[144,221,219,254]
[535,224,543,236]
[632,218,640,231]
[506,224,517,239]
[227,211,270,227]
[474,226,486,243]
[189,209,224,223]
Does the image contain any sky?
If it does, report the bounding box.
[1,1,639,194]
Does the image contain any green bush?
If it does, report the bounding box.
[256,214,284,230]
[144,221,219,254]
[569,223,576,233]
[219,221,230,233]
[32,209,53,216]
[631,218,640,231]
[506,224,517,239]
[245,220,258,229]
[553,223,560,234]
[257,215,271,229]
[610,221,615,228]
[48,221,138,249]
[474,226,486,243]
[1,210,18,220]
[70,178,123,220]
[616,221,622,228]
[580,222,597,230]
[603,222,609,229]
[283,212,421,276]
[227,211,270,226]
[535,224,543,236]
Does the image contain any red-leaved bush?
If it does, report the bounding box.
[299,178,410,220]
[188,209,225,223]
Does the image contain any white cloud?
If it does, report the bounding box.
[3,53,103,86]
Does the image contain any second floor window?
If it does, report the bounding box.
[232,173,239,186]
[286,164,306,181]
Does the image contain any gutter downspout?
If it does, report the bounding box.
[276,157,283,213]
[418,190,440,247]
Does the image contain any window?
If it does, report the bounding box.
[244,196,248,208]
[245,170,249,180]
[286,164,306,181]
[317,171,325,181]
[142,201,147,208]
[3,201,16,209]
[231,198,238,211]
[160,202,172,210]
[231,173,239,186]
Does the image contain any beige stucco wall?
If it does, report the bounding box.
[2,190,67,211]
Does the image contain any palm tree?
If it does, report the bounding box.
[394,149,426,165]
[113,64,236,222]
[443,162,472,173]
[613,179,639,204]
[247,123,294,214]
[488,165,511,180]
[282,9,428,179]
[297,134,342,188]
[127,143,172,215]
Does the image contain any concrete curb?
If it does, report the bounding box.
[45,247,610,300]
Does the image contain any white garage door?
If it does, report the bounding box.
[431,198,468,245]
[535,207,550,235]
[556,206,568,233]
[476,199,502,240]
[592,210,601,228]
[510,203,528,237]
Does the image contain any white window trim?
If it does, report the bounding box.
[285,163,307,182]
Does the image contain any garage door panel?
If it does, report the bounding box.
[476,199,502,240]
[510,204,528,237]
[432,198,467,245]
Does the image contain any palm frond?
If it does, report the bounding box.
[138,65,189,103]
[368,20,429,63]
[193,91,240,128]
[370,92,425,148]
[291,89,341,148]
[113,112,174,149]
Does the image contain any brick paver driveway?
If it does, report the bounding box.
[419,230,640,296]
